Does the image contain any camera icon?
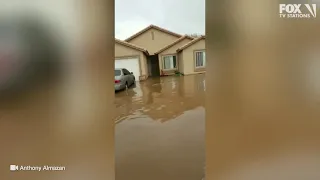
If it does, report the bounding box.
[10,165,19,171]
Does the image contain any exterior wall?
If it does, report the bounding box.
[140,55,148,80]
[181,39,206,75]
[158,38,192,76]
[178,52,184,74]
[115,43,148,80]
[127,28,180,54]
[160,39,192,55]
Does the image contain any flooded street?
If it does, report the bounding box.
[115,74,206,180]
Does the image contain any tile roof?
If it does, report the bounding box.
[115,38,149,55]
[176,36,205,52]
[154,35,194,54]
[124,24,182,42]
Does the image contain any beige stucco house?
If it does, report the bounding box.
[155,35,194,75]
[114,24,206,80]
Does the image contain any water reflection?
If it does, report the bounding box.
[115,74,206,123]
[115,75,206,180]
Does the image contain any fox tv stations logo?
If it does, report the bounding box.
[279,4,317,18]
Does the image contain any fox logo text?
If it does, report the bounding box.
[279,4,317,18]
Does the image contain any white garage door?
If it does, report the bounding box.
[115,57,140,81]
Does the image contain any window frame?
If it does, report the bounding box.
[194,50,206,68]
[162,54,178,70]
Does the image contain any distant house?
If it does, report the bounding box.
[114,25,206,81]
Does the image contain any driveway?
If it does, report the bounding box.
[115,74,206,180]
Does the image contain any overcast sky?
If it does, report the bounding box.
[115,0,205,40]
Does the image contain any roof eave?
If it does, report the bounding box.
[124,25,152,42]
[176,36,205,52]
[154,35,194,54]
[125,24,183,42]
[115,39,149,53]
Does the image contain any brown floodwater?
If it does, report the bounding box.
[115,74,206,180]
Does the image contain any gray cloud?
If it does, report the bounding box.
[115,0,205,40]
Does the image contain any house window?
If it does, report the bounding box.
[151,31,154,40]
[195,51,206,68]
[163,55,177,70]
